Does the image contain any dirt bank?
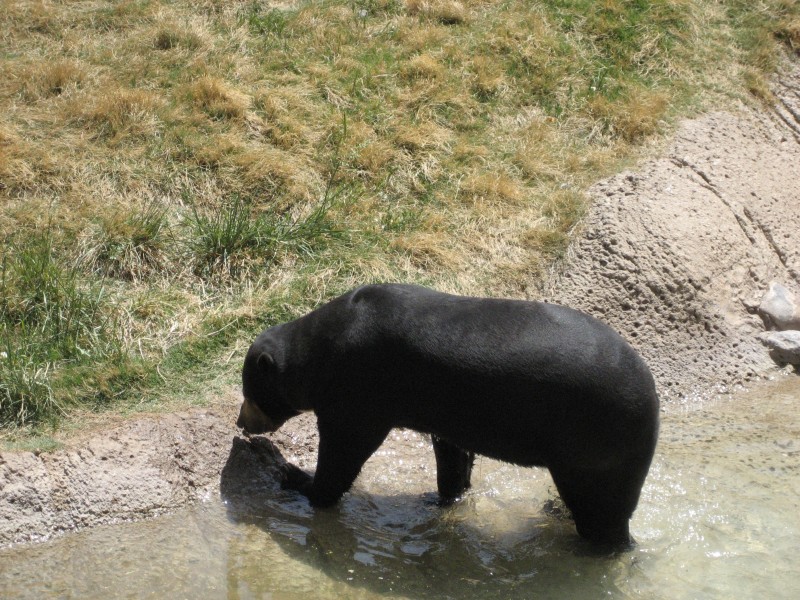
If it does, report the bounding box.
[2,64,799,548]
[546,64,800,401]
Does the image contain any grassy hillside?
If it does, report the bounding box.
[1,0,798,437]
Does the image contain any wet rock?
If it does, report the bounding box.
[759,330,800,365]
[758,282,800,331]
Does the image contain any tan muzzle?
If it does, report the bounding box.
[236,397,277,434]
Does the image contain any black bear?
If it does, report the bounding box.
[237,284,659,547]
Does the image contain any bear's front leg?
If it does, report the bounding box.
[432,435,475,505]
[280,414,391,508]
[278,462,314,496]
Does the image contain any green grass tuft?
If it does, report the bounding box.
[0,231,137,426]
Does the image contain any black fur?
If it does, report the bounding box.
[238,284,659,546]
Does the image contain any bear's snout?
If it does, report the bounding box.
[236,397,276,434]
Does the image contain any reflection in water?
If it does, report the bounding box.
[1,378,799,599]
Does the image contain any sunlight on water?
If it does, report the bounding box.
[1,377,798,599]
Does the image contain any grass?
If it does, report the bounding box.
[79,199,171,281]
[1,0,798,439]
[1,229,133,427]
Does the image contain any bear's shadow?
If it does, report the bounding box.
[219,436,620,598]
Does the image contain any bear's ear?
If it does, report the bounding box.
[257,352,276,374]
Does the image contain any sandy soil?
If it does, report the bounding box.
[2,62,799,548]
[546,63,800,401]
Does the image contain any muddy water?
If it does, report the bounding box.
[1,377,799,599]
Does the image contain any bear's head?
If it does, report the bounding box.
[238,344,301,434]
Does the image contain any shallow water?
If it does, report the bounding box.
[1,377,799,599]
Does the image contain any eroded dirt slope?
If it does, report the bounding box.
[1,403,239,546]
[546,65,800,400]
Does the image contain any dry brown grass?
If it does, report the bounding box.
[153,23,205,52]
[234,146,318,205]
[780,17,800,50]
[1,0,791,286]
[459,172,524,207]
[77,199,171,281]
[0,125,60,196]
[401,53,446,81]
[353,139,399,175]
[82,88,165,141]
[390,230,462,272]
[405,0,469,25]
[470,55,507,99]
[18,60,87,101]
[185,76,249,121]
[0,128,36,194]
[512,119,567,183]
[586,89,670,143]
[393,120,453,153]
[397,22,448,53]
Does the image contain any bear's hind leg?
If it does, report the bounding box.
[432,435,475,504]
[549,465,646,549]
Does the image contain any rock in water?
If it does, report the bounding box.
[758,282,800,331]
